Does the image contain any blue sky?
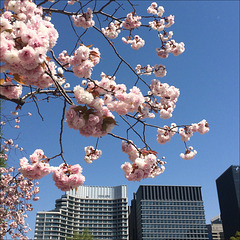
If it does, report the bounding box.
[1,0,239,238]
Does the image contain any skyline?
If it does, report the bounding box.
[0,1,239,239]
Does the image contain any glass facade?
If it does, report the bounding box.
[34,185,128,240]
[216,165,240,240]
[129,185,208,240]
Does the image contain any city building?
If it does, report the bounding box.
[216,165,240,240]
[210,215,224,240]
[129,185,208,240]
[34,185,128,240]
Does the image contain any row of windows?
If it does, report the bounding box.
[142,233,208,239]
[142,228,207,233]
[141,210,205,215]
[68,207,128,212]
[68,205,127,209]
[138,186,202,201]
[68,197,127,203]
[39,215,128,221]
[68,202,127,207]
[40,230,128,236]
[141,219,206,224]
[142,224,207,229]
[141,201,203,206]
[58,214,123,220]
[58,211,128,217]
[38,220,127,224]
[36,223,128,231]
[140,215,205,219]
[141,206,203,210]
[36,235,127,240]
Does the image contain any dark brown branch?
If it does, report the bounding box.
[50,49,73,73]
[107,132,140,153]
[44,62,73,105]
[30,86,44,121]
[59,99,67,164]
[120,115,150,150]
[0,94,25,106]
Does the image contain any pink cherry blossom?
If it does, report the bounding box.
[84,146,102,164]
[122,12,141,30]
[52,163,85,191]
[0,82,22,99]
[102,21,122,39]
[72,8,95,29]
[180,146,197,160]
[122,35,145,50]
[121,144,166,181]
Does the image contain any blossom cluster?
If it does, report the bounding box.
[135,64,153,76]
[101,20,122,39]
[1,138,23,154]
[84,146,102,164]
[122,35,145,50]
[18,150,85,191]
[66,104,116,137]
[179,119,210,141]
[135,64,167,78]
[156,40,185,58]
[149,14,175,31]
[146,2,185,59]
[157,120,209,145]
[156,120,209,159]
[0,0,61,89]
[122,12,141,30]
[72,8,95,29]
[149,79,180,119]
[157,123,178,144]
[180,146,197,160]
[121,141,166,181]
[52,163,85,191]
[58,45,100,79]
[147,2,165,17]
[92,73,145,115]
[19,149,51,180]
[0,81,22,99]
[0,167,39,239]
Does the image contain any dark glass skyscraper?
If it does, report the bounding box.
[216,165,240,240]
[129,185,208,240]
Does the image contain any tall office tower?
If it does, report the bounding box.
[34,185,128,240]
[129,185,208,240]
[216,165,240,240]
[210,215,224,240]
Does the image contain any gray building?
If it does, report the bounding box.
[216,165,240,240]
[129,185,208,240]
[34,185,128,240]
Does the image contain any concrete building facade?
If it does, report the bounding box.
[210,215,224,240]
[129,185,208,240]
[34,185,128,240]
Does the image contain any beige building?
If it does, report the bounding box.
[211,215,224,240]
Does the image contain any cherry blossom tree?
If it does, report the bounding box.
[0,0,210,238]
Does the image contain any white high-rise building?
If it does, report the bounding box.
[34,185,128,240]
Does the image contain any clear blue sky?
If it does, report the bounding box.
[1,1,239,238]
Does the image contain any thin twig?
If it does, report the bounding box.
[30,86,44,121]
[120,115,150,150]
[107,132,140,152]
